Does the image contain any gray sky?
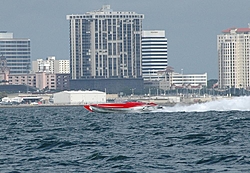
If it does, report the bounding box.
[1,0,250,79]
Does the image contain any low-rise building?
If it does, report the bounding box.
[159,72,207,90]
[53,90,106,105]
[8,72,70,91]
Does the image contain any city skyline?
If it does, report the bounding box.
[1,0,250,79]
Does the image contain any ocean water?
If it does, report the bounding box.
[0,97,250,172]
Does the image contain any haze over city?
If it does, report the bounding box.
[1,0,250,79]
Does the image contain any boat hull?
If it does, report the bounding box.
[84,102,159,113]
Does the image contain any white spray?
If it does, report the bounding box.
[157,96,250,112]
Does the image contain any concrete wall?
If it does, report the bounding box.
[80,92,106,104]
[53,92,71,104]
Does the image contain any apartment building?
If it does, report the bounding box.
[8,72,70,91]
[66,5,144,79]
[218,24,250,89]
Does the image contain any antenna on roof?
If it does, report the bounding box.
[99,5,112,12]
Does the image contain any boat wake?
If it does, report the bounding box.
[156,96,250,112]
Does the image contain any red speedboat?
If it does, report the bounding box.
[84,101,159,113]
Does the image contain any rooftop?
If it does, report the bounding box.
[222,27,250,33]
[60,90,105,94]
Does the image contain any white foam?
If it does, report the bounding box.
[157,96,250,112]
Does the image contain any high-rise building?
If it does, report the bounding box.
[218,25,250,89]
[142,30,168,81]
[66,5,144,79]
[0,31,31,74]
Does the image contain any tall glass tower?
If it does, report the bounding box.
[0,31,31,74]
[66,5,144,79]
[142,30,168,81]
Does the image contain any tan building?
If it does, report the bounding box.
[8,72,69,91]
[218,24,250,89]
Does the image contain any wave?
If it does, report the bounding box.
[158,96,250,112]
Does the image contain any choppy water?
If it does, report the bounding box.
[1,97,250,172]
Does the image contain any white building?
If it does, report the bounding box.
[53,90,106,105]
[159,72,207,90]
[66,5,144,79]
[218,24,250,89]
[142,30,168,81]
[32,56,70,74]
[58,60,70,74]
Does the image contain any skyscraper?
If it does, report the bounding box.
[142,30,168,81]
[66,5,144,79]
[217,25,250,89]
[0,31,31,74]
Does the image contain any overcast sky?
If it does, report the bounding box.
[1,0,250,79]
